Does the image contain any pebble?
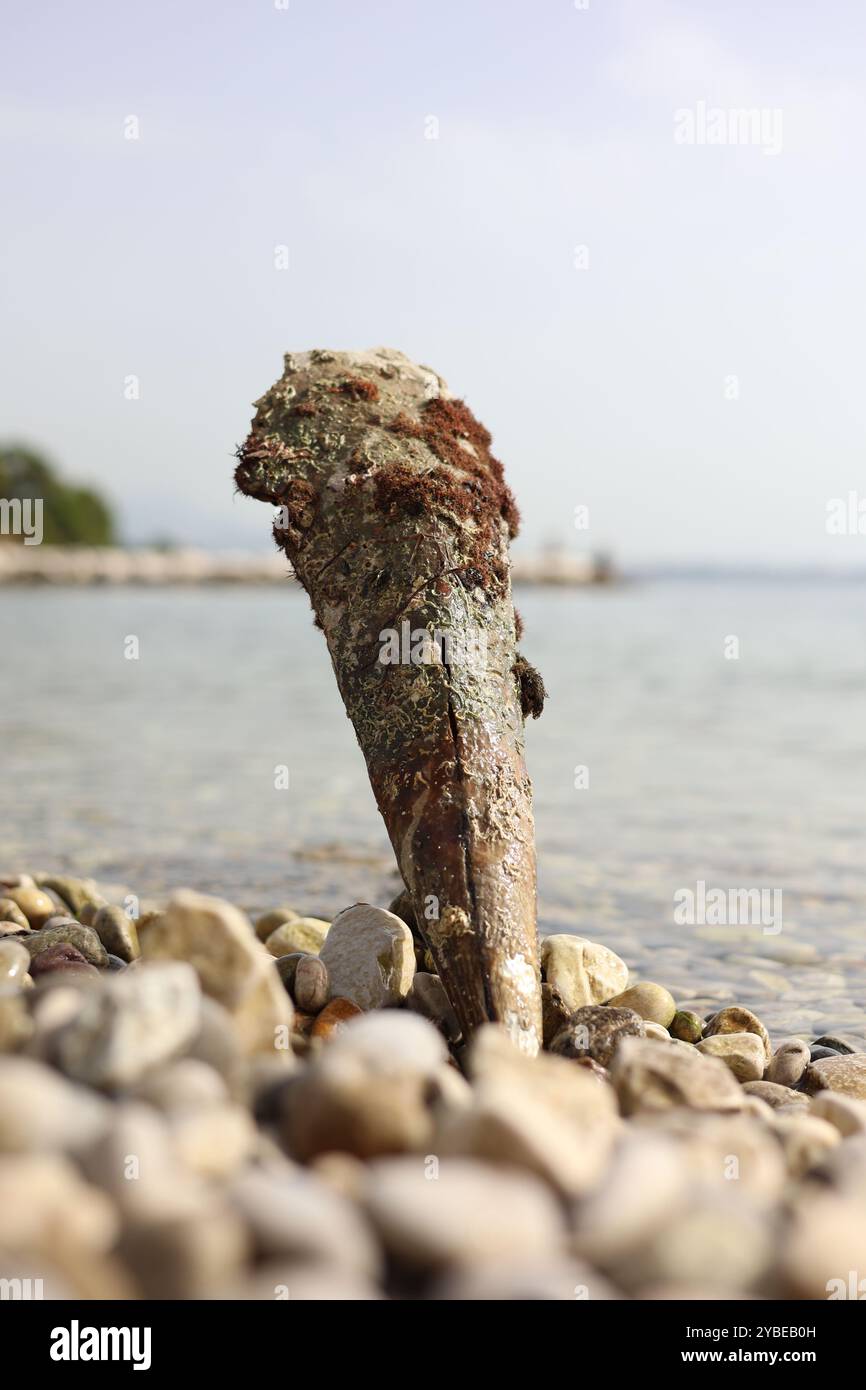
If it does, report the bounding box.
[0,898,30,930]
[169,1103,258,1179]
[30,942,99,978]
[695,1032,766,1082]
[3,885,57,928]
[131,1058,229,1113]
[229,1164,380,1278]
[766,1038,810,1088]
[810,1091,866,1137]
[741,1079,811,1110]
[293,955,329,1013]
[274,952,304,992]
[284,1012,446,1161]
[26,922,108,969]
[142,890,293,1055]
[572,1131,689,1262]
[670,1010,704,1043]
[406,972,461,1043]
[319,904,415,1010]
[0,1056,109,1152]
[703,1005,772,1066]
[540,934,628,1012]
[606,982,676,1028]
[91,905,140,963]
[265,916,329,957]
[310,997,363,1041]
[0,939,30,984]
[550,1005,644,1068]
[0,989,33,1051]
[810,1044,842,1062]
[781,1193,866,1299]
[811,1034,858,1055]
[363,1156,566,1269]
[55,962,203,1089]
[253,906,300,943]
[643,1022,671,1041]
[773,1113,840,1178]
[802,1054,866,1099]
[36,875,101,915]
[612,1036,745,1115]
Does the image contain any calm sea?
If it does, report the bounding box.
[2,580,864,1035]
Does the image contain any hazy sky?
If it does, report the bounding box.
[3,0,866,564]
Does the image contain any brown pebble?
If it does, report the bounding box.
[275,952,305,992]
[311,997,363,1041]
[0,898,31,930]
[29,942,98,978]
[294,955,329,1013]
[540,982,571,1048]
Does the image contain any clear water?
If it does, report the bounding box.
[2,580,864,1039]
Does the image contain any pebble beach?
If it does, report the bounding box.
[2,870,866,1302]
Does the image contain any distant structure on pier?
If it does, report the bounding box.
[511,542,616,586]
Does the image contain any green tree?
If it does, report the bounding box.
[0,445,116,545]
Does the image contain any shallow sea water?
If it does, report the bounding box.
[2,579,864,1043]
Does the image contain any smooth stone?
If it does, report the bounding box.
[696,1032,766,1082]
[283,1011,447,1162]
[142,890,293,1055]
[540,982,571,1048]
[36,875,101,915]
[105,953,127,972]
[406,972,461,1043]
[80,1101,207,1220]
[56,962,202,1089]
[639,1111,787,1200]
[0,1057,109,1152]
[439,1024,620,1197]
[741,1080,810,1110]
[810,1045,843,1062]
[310,997,363,1041]
[643,1022,671,1041]
[169,1104,257,1179]
[254,906,300,943]
[363,1157,566,1269]
[613,1190,774,1295]
[132,1058,229,1113]
[0,873,35,891]
[781,1193,866,1299]
[572,1131,690,1262]
[4,886,57,928]
[772,1114,840,1179]
[0,989,33,1051]
[551,1005,644,1068]
[265,917,329,957]
[293,955,329,1013]
[612,1037,745,1115]
[812,1034,858,1055]
[30,943,99,978]
[26,923,108,969]
[319,904,415,1010]
[229,1164,381,1278]
[540,935,628,1012]
[670,1010,704,1044]
[275,952,304,992]
[703,1005,772,1066]
[810,1092,866,1137]
[606,983,676,1028]
[91,905,140,962]
[0,940,30,984]
[0,1151,118,1258]
[0,899,30,930]
[766,1039,810,1088]
[182,995,245,1088]
[802,1055,866,1099]
[39,914,79,932]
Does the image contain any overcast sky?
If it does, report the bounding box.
[2,0,865,564]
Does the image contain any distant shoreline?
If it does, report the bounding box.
[0,545,615,587]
